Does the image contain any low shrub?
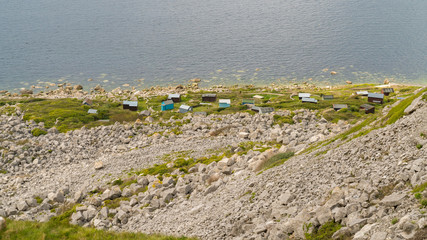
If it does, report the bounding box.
[305,221,342,240]
[31,128,47,137]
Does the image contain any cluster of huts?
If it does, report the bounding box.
[297,87,394,114]
[161,93,274,114]
[82,87,394,117]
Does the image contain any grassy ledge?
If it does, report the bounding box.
[0,205,193,240]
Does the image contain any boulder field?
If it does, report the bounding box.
[0,97,426,240]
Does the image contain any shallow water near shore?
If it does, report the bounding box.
[1,0,427,91]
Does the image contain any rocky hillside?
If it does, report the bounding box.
[0,91,426,240]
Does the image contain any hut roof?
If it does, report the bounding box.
[253,95,264,99]
[168,94,181,98]
[179,105,192,110]
[219,99,231,104]
[333,104,348,109]
[368,93,384,99]
[128,101,138,107]
[360,104,374,110]
[302,97,318,103]
[322,95,334,100]
[298,93,311,98]
[162,100,174,105]
[202,94,216,97]
[88,109,98,114]
[356,91,369,95]
[382,88,394,93]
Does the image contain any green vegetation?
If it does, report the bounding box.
[34,196,43,204]
[0,217,192,240]
[304,221,342,240]
[21,98,141,132]
[0,169,7,174]
[391,218,399,225]
[383,88,427,125]
[260,152,294,170]
[104,197,130,209]
[412,182,427,208]
[273,113,295,125]
[413,182,427,193]
[111,178,138,190]
[31,128,47,137]
[416,143,423,149]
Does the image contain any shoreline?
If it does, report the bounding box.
[1,81,425,100]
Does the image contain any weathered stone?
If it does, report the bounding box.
[204,185,218,196]
[316,206,332,225]
[370,232,387,240]
[94,161,104,170]
[353,223,377,240]
[48,191,64,203]
[17,200,29,211]
[380,193,406,207]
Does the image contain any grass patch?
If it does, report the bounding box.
[413,182,427,193]
[20,98,141,132]
[416,144,423,149]
[273,113,295,125]
[31,128,47,137]
[391,218,399,225]
[260,152,294,170]
[104,197,130,209]
[0,217,192,240]
[384,88,427,125]
[304,221,342,240]
[34,196,43,204]
[0,169,7,174]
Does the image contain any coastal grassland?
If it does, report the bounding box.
[2,83,419,133]
[301,86,424,155]
[0,207,192,240]
[19,98,141,132]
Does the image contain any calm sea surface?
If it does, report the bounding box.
[1,0,426,91]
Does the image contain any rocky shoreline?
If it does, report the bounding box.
[0,84,426,239]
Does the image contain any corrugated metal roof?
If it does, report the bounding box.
[298,93,311,98]
[368,93,384,99]
[219,99,231,104]
[88,109,98,114]
[360,104,374,109]
[179,104,192,110]
[333,104,348,109]
[253,95,264,99]
[323,95,334,99]
[168,94,181,98]
[128,101,138,107]
[123,100,131,105]
[382,88,394,93]
[162,100,174,105]
[302,97,318,103]
[251,106,260,111]
[202,94,216,97]
[356,91,369,95]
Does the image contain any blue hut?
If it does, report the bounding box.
[161,100,174,111]
[219,99,231,108]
